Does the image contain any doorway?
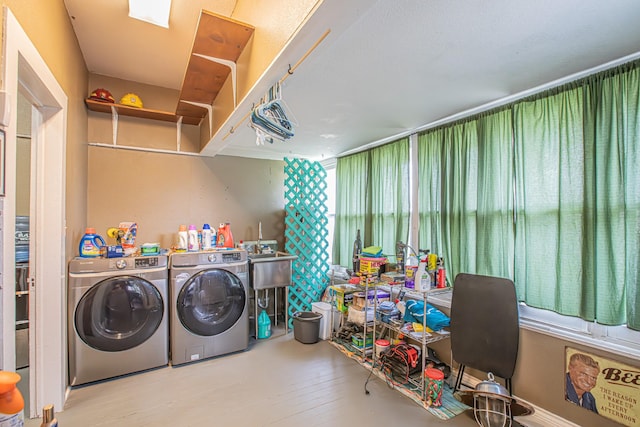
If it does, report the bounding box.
[2,7,68,418]
[14,91,32,415]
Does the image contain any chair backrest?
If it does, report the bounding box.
[450,273,520,380]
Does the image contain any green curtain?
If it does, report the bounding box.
[418,129,444,257]
[513,86,589,318]
[369,138,410,259]
[590,65,640,329]
[333,139,410,268]
[440,120,479,277]
[419,110,513,282]
[334,60,640,330]
[476,110,515,278]
[513,64,640,329]
[333,151,370,269]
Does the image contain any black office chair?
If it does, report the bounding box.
[450,273,519,395]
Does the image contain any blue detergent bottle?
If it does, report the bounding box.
[79,228,106,258]
[258,310,272,339]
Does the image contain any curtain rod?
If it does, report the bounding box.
[222,29,331,141]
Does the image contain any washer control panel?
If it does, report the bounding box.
[222,252,242,263]
[135,257,159,268]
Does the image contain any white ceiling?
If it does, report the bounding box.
[64,0,640,162]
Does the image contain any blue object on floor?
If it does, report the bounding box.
[258,310,271,339]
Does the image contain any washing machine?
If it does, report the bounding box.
[68,255,169,386]
[169,249,249,366]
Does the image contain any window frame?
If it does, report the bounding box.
[518,304,640,360]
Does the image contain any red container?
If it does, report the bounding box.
[425,368,445,406]
[436,267,446,288]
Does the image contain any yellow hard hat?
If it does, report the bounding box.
[120,93,143,108]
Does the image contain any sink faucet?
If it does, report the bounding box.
[256,221,263,253]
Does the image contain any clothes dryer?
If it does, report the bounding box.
[68,256,169,386]
[169,250,249,366]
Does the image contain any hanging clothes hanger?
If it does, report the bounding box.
[250,82,296,143]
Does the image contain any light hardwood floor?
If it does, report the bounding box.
[26,332,480,426]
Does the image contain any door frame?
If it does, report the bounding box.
[1,7,67,416]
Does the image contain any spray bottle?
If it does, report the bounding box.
[415,255,431,292]
[404,250,419,289]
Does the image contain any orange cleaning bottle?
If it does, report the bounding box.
[216,223,235,248]
[0,371,24,426]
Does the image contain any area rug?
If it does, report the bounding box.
[329,340,470,420]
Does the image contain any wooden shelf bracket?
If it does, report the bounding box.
[110,104,118,146]
[193,53,238,108]
[181,100,214,139]
[176,115,183,152]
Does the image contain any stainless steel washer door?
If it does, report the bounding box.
[75,275,164,352]
[177,269,246,336]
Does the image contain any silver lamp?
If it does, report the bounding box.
[473,373,512,427]
[454,373,533,427]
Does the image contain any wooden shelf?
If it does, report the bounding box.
[85,11,254,131]
[176,10,255,119]
[85,99,201,126]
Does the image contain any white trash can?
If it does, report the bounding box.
[311,302,339,340]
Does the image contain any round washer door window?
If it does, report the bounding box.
[75,275,164,352]
[177,269,246,336]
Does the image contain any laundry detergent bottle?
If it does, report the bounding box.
[201,224,213,250]
[258,310,272,339]
[187,225,199,252]
[216,223,234,248]
[177,225,188,252]
[0,371,24,427]
[79,228,105,258]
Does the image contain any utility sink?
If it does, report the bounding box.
[248,251,298,289]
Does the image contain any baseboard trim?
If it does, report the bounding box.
[456,372,581,427]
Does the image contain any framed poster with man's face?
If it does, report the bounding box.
[565,347,640,426]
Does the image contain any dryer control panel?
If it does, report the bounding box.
[222,252,242,263]
[135,257,160,268]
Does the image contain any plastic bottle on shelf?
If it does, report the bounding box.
[201,224,213,250]
[177,225,188,252]
[78,227,105,258]
[216,223,225,247]
[428,252,438,271]
[187,225,199,252]
[257,310,271,339]
[216,222,235,248]
[0,371,24,427]
[225,223,235,248]
[210,228,217,249]
[436,257,446,288]
[404,253,419,289]
[415,256,431,292]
